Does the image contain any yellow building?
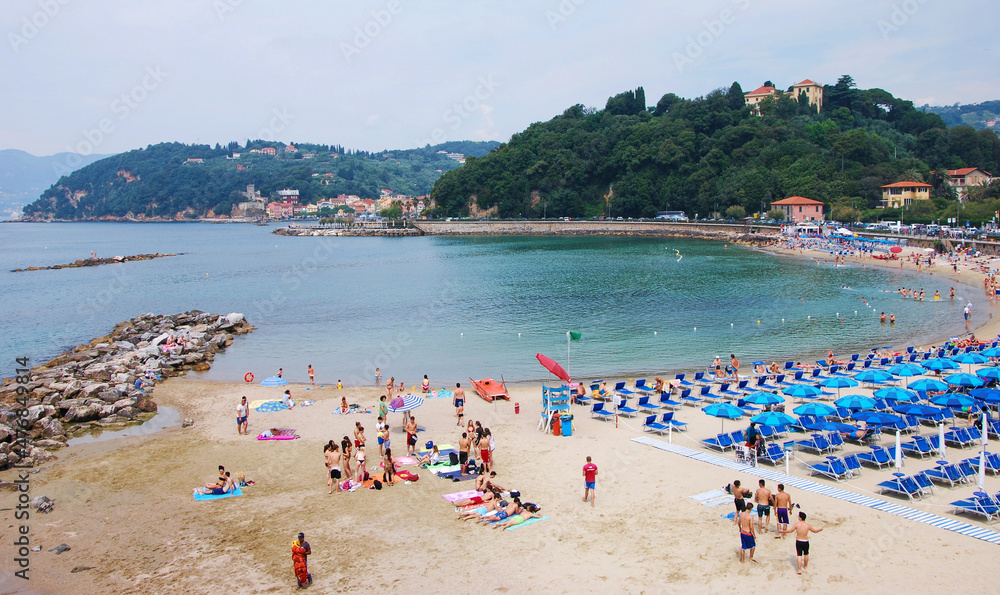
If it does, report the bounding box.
[744,79,824,114]
[881,181,932,208]
[791,79,823,112]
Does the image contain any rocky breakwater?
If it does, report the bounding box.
[0,311,253,469]
[11,252,183,272]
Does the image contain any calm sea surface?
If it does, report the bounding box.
[0,222,985,385]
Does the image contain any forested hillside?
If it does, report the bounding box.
[430,77,1000,223]
[22,141,498,220]
[923,101,1000,132]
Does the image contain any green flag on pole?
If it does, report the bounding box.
[569,331,582,341]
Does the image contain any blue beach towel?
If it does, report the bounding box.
[504,516,550,531]
[193,486,243,501]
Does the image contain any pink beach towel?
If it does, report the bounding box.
[257,428,299,440]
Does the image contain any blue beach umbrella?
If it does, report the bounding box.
[782,384,823,399]
[853,411,903,426]
[818,376,859,399]
[260,375,289,387]
[952,352,989,372]
[977,367,1000,381]
[750,411,797,427]
[980,347,1000,358]
[874,387,919,403]
[971,388,1000,404]
[930,393,977,408]
[892,404,944,416]
[923,358,960,372]
[854,370,894,385]
[835,395,877,410]
[805,421,858,433]
[889,363,925,377]
[909,378,949,393]
[387,394,424,414]
[742,392,785,406]
[944,373,985,388]
[793,402,837,417]
[703,402,744,432]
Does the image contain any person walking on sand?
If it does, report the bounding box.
[459,432,471,466]
[774,484,793,538]
[405,415,418,456]
[378,395,388,421]
[277,368,283,378]
[730,354,740,381]
[375,367,381,387]
[308,365,315,385]
[736,499,756,564]
[355,445,366,482]
[236,396,249,435]
[454,383,466,426]
[291,532,312,588]
[324,443,342,494]
[754,479,772,533]
[582,456,597,507]
[779,511,824,574]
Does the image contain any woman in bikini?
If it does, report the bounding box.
[341,437,353,480]
[422,375,430,392]
[382,448,396,485]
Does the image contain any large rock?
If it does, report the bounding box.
[79,383,109,398]
[113,341,136,351]
[63,405,100,423]
[112,398,136,411]
[36,418,65,438]
[98,390,123,403]
[115,407,137,419]
[225,313,245,325]
[0,423,12,442]
[135,397,158,413]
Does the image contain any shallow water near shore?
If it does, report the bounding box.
[66,406,181,446]
[1,222,986,383]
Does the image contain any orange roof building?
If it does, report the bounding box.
[770,196,824,223]
[881,181,931,208]
[745,79,824,114]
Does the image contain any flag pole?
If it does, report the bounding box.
[566,331,571,380]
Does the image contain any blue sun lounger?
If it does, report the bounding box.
[877,475,923,501]
[758,443,786,465]
[924,463,967,488]
[634,379,656,395]
[857,446,893,468]
[702,432,735,451]
[842,453,862,476]
[661,412,687,431]
[642,414,669,435]
[590,402,615,422]
[951,494,1000,522]
[657,393,682,410]
[636,396,660,414]
[901,435,937,459]
[615,398,639,418]
[675,373,693,387]
[613,382,634,397]
[809,457,849,479]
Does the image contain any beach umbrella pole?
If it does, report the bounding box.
[938,423,946,460]
[980,413,989,489]
[894,430,902,470]
[668,421,672,444]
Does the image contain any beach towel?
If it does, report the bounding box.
[504,516,549,531]
[394,456,417,466]
[193,486,243,501]
[442,490,482,503]
[397,470,419,481]
[428,390,453,400]
[257,428,298,440]
[428,465,462,475]
[332,407,372,415]
[300,400,315,407]
[689,490,733,508]
[249,399,282,409]
[438,470,478,482]
[417,444,455,455]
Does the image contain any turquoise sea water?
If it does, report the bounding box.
[0,222,986,385]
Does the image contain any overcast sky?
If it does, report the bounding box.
[2,0,998,157]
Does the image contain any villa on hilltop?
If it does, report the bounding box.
[745,79,824,115]
[881,181,932,208]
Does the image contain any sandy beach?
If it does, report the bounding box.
[3,240,1000,593]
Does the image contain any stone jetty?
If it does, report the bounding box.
[0,311,253,469]
[11,252,183,272]
[273,226,421,237]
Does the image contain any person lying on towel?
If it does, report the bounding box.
[195,472,234,495]
[492,503,542,530]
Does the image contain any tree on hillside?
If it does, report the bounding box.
[653,93,681,116]
[726,82,745,111]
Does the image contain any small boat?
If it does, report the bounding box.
[470,377,508,402]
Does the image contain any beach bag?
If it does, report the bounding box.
[373,480,382,490]
[449,452,459,466]
[398,470,419,482]
[408,434,417,446]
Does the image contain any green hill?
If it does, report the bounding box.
[430,77,1000,224]
[922,101,1000,131]
[21,140,498,220]
[0,149,107,219]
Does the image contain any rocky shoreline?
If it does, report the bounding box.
[0,311,253,469]
[11,252,183,272]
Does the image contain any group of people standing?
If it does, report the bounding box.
[729,479,823,574]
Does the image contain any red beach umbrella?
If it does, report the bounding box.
[536,353,571,383]
[890,246,902,254]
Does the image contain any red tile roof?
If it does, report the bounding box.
[745,86,778,97]
[795,79,820,87]
[947,167,991,177]
[771,195,824,205]
[881,181,931,188]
